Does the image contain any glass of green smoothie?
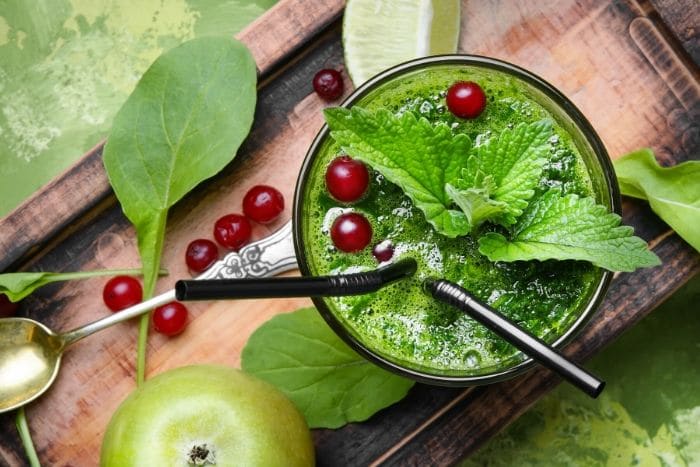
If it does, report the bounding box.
[293,55,618,386]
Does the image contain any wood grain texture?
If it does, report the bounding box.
[648,0,700,64]
[0,0,343,272]
[1,0,699,466]
[458,0,698,162]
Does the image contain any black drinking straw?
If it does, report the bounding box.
[426,279,605,398]
[175,258,418,300]
[176,257,603,398]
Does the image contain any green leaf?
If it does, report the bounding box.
[16,408,40,467]
[445,183,509,228]
[241,307,415,429]
[478,190,661,272]
[455,120,552,226]
[614,148,700,253]
[103,36,257,384]
[324,107,471,237]
[0,269,158,302]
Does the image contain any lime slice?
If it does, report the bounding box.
[343,0,461,86]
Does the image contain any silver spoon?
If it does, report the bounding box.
[0,291,175,413]
[0,222,298,414]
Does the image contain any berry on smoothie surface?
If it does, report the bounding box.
[325,156,369,203]
[372,240,394,262]
[330,212,372,252]
[446,81,486,119]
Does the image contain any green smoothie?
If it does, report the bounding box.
[300,64,606,377]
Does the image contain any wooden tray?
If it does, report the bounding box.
[1,0,698,465]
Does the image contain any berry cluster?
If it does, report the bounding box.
[102,185,285,337]
[324,156,394,262]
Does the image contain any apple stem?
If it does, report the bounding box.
[187,444,216,466]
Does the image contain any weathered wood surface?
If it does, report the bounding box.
[648,0,700,64]
[1,0,699,465]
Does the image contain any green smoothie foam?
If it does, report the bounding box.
[301,64,604,376]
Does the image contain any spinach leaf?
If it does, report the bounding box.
[241,307,415,429]
[0,269,157,302]
[614,149,700,252]
[103,37,257,384]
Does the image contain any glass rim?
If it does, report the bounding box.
[292,54,618,386]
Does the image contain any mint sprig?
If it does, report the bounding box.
[324,106,659,272]
[445,183,508,229]
[324,107,471,237]
[478,189,661,271]
[447,120,552,228]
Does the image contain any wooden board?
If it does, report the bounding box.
[1,0,698,465]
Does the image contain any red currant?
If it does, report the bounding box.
[152,301,188,336]
[313,68,344,101]
[0,293,19,318]
[372,240,394,262]
[243,185,285,224]
[103,276,143,312]
[325,156,369,203]
[213,214,252,251]
[446,81,487,119]
[330,212,372,252]
[186,239,219,273]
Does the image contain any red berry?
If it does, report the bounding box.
[313,69,344,101]
[186,239,219,273]
[213,214,252,251]
[152,301,188,336]
[325,156,369,203]
[243,185,285,224]
[330,212,372,252]
[446,81,487,119]
[372,240,394,262]
[0,293,19,318]
[103,276,143,312]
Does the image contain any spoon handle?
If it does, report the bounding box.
[60,290,176,346]
[198,220,298,280]
[59,222,299,347]
[426,279,605,398]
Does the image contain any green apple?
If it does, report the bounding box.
[100,365,315,466]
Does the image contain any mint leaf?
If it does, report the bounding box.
[454,120,552,226]
[241,307,415,429]
[445,183,509,228]
[324,107,471,237]
[614,148,700,253]
[478,190,661,272]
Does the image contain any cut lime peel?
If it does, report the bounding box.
[416,0,433,57]
[343,0,461,86]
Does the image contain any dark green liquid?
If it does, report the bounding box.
[301,65,603,376]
